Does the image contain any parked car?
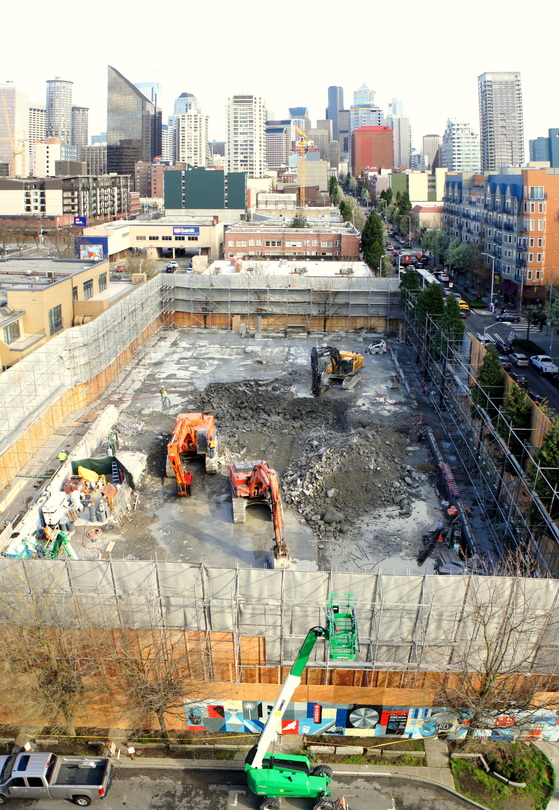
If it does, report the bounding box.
[530,355,559,375]
[510,352,529,367]
[114,264,125,273]
[509,371,529,388]
[494,335,513,354]
[496,311,521,323]
[528,389,548,405]
[499,356,512,370]
[475,333,496,346]
[438,273,450,282]
[167,260,178,268]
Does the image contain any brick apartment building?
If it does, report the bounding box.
[224,221,360,260]
[351,126,394,175]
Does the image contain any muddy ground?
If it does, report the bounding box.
[80,330,447,574]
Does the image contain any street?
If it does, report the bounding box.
[13,766,480,810]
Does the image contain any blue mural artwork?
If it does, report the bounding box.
[184,700,559,742]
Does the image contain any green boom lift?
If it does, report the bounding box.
[245,593,358,810]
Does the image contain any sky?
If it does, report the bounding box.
[4,0,556,154]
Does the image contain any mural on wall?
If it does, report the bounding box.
[184,700,559,742]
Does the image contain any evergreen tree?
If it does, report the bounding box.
[439,296,465,356]
[527,416,559,517]
[498,384,532,461]
[289,213,309,228]
[339,198,352,221]
[472,346,505,420]
[415,281,445,325]
[398,190,412,216]
[360,211,385,270]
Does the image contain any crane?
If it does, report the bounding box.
[245,592,358,810]
[295,126,308,208]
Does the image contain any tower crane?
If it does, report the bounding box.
[295,126,308,207]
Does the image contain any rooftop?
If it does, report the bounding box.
[0,258,104,291]
[205,259,372,277]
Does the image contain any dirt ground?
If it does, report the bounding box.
[80,329,447,573]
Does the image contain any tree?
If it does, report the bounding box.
[360,187,371,205]
[527,415,559,517]
[439,295,465,356]
[360,211,385,271]
[380,188,393,206]
[397,190,412,216]
[415,280,445,325]
[338,196,365,231]
[328,175,339,202]
[445,239,476,275]
[339,198,352,222]
[435,572,559,742]
[0,578,111,735]
[421,229,450,265]
[498,383,532,461]
[289,213,309,228]
[472,346,505,420]
[399,268,421,296]
[347,175,358,193]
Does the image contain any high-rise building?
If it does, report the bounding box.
[134,82,162,105]
[107,66,162,178]
[266,120,293,170]
[326,86,344,142]
[441,119,480,172]
[422,134,442,169]
[174,92,201,116]
[478,71,524,171]
[0,82,30,176]
[161,124,173,162]
[71,106,89,151]
[387,115,411,169]
[225,95,267,178]
[28,105,46,176]
[351,126,393,175]
[82,144,107,176]
[288,107,311,133]
[174,112,209,167]
[46,77,73,145]
[529,129,559,168]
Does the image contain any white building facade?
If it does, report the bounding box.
[226,95,267,178]
[441,119,480,172]
[0,83,30,176]
[174,112,209,167]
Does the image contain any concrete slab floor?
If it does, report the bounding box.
[81,330,447,572]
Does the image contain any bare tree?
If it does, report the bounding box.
[0,578,112,735]
[107,625,208,738]
[433,569,559,743]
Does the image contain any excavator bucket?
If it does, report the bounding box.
[326,592,358,660]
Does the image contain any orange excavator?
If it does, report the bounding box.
[229,461,290,567]
[166,413,218,496]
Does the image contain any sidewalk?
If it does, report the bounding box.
[532,740,559,809]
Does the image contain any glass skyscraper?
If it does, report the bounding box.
[107,66,162,178]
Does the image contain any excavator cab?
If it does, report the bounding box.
[326,592,358,660]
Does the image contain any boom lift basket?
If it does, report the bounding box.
[326,592,358,660]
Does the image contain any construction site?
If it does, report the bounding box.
[1,272,559,744]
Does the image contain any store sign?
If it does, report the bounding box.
[173,226,200,236]
[74,216,87,226]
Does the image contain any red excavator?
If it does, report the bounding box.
[166,413,218,496]
[229,461,289,567]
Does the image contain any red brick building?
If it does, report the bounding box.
[224,221,360,260]
[134,162,185,198]
[352,126,394,176]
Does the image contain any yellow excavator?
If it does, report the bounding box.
[311,346,364,396]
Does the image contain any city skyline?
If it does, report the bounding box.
[4,0,557,156]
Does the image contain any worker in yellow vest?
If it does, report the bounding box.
[58,449,68,465]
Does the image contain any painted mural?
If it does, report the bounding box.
[184,700,559,742]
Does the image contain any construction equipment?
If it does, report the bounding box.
[365,339,388,355]
[229,461,289,566]
[295,126,308,207]
[166,413,218,496]
[245,593,357,809]
[311,346,364,396]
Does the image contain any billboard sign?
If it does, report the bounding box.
[74,216,87,227]
[173,226,200,236]
[79,244,103,261]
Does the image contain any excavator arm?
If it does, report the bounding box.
[244,463,288,561]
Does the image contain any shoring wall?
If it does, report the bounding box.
[0,278,163,492]
[2,560,559,735]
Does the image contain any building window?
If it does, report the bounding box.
[529,237,534,247]
[48,304,63,335]
[161,235,172,241]
[537,253,543,262]
[72,286,78,301]
[149,236,158,241]
[136,236,146,241]
[188,236,198,241]
[539,202,545,213]
[4,321,20,345]
[83,279,93,300]
[528,253,534,262]
[98,272,107,292]
[536,270,541,281]
[527,270,532,280]
[175,236,185,241]
[265,240,281,247]
[529,186,544,200]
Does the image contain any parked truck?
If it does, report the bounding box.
[0,752,113,806]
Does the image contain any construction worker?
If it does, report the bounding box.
[160,387,171,409]
[58,449,68,465]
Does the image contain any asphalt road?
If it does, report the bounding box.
[15,767,479,810]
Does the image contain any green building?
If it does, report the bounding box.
[164,167,246,210]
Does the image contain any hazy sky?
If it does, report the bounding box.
[6,0,556,153]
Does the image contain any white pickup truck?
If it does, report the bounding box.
[530,355,559,375]
[0,752,112,806]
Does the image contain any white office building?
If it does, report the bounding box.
[441,119,480,172]
[478,71,524,171]
[226,95,267,178]
[0,82,30,176]
[174,112,209,167]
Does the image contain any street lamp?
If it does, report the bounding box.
[483,321,511,343]
[481,252,496,309]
